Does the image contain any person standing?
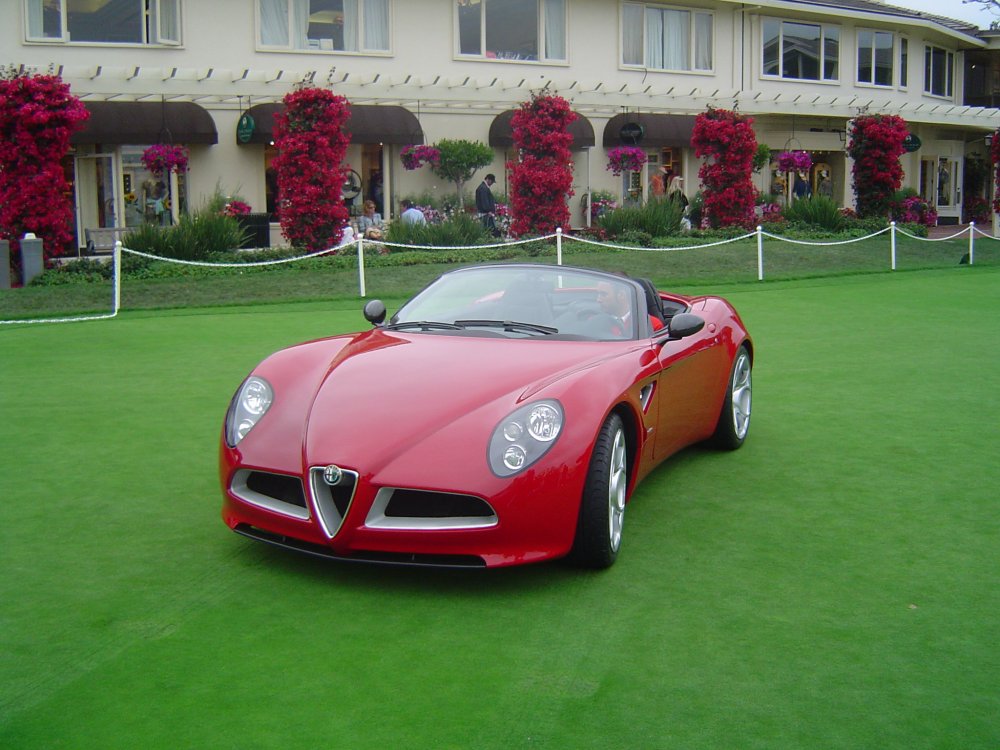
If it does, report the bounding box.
[475,173,499,236]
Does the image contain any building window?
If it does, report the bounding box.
[259,0,390,52]
[762,18,839,81]
[456,0,566,62]
[25,0,181,44]
[621,3,712,71]
[857,29,893,86]
[924,45,954,98]
[899,37,908,88]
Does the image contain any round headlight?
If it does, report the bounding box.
[225,376,274,447]
[242,380,272,415]
[503,445,527,471]
[527,404,561,442]
[502,422,524,442]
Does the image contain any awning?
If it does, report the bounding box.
[71,101,218,145]
[602,114,697,148]
[488,110,595,149]
[237,103,424,145]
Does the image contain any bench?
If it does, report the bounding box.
[84,227,131,254]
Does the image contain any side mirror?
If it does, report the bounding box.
[363,299,387,327]
[665,312,705,341]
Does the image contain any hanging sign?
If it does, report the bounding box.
[903,133,921,153]
[236,112,256,144]
[619,122,644,144]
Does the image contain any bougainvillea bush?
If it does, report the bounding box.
[847,114,908,217]
[0,68,89,277]
[272,86,351,252]
[508,93,576,236]
[691,108,757,229]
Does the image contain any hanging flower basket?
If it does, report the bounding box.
[775,150,812,173]
[606,146,647,176]
[400,145,441,170]
[141,144,189,177]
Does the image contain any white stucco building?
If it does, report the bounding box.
[7,0,996,248]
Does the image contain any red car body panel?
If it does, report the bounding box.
[220,272,751,568]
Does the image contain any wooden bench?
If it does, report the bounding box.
[84,227,131,254]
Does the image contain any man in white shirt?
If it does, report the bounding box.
[400,199,426,225]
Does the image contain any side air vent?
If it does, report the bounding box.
[365,488,498,530]
[231,470,309,520]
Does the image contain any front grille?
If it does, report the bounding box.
[309,467,359,539]
[231,470,309,520]
[365,488,498,530]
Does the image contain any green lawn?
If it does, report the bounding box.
[1,267,998,748]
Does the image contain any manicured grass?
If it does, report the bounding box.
[1,268,998,748]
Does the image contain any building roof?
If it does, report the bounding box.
[737,0,981,41]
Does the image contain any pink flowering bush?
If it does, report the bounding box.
[272,86,351,252]
[222,200,252,217]
[891,194,937,227]
[508,93,576,236]
[141,144,188,177]
[0,69,90,276]
[606,146,647,176]
[691,108,758,229]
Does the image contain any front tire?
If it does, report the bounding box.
[713,344,752,450]
[572,413,628,569]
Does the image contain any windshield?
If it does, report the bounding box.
[391,266,640,341]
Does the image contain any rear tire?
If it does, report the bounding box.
[712,344,752,450]
[572,413,628,569]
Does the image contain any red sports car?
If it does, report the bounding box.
[220,263,752,568]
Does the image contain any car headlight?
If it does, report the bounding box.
[225,376,273,447]
[489,400,563,477]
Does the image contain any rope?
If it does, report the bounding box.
[895,226,969,242]
[761,227,889,246]
[565,231,757,251]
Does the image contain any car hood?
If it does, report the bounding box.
[298,329,627,469]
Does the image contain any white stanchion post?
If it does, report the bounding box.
[357,236,366,297]
[890,221,897,271]
[969,222,975,266]
[113,240,122,314]
[556,227,563,266]
[756,226,764,281]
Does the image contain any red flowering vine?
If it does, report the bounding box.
[990,128,1000,214]
[691,108,757,229]
[508,93,576,236]
[272,86,351,252]
[847,114,908,217]
[0,69,89,278]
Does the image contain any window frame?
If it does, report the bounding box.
[257,0,393,55]
[856,28,894,88]
[24,0,182,46]
[899,36,908,89]
[923,44,955,99]
[761,17,840,83]
[620,1,714,73]
[454,0,568,63]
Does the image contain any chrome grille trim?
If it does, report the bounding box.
[309,466,360,539]
[365,488,498,531]
[230,469,310,521]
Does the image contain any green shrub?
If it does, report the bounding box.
[598,198,684,239]
[782,195,846,232]
[123,209,247,261]
[385,211,491,248]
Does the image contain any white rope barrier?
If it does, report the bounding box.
[0,221,987,327]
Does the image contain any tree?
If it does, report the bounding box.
[429,139,493,208]
[691,107,757,229]
[508,93,576,236]
[272,86,351,252]
[0,67,89,281]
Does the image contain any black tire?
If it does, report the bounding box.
[571,413,628,569]
[712,344,752,450]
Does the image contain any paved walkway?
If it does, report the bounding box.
[927,224,976,239]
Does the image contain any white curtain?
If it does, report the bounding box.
[259,0,289,46]
[157,0,181,44]
[662,10,688,71]
[543,0,565,61]
[694,12,712,70]
[645,9,663,69]
[291,0,310,49]
[622,3,642,66]
[342,0,359,51]
[364,0,390,51]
